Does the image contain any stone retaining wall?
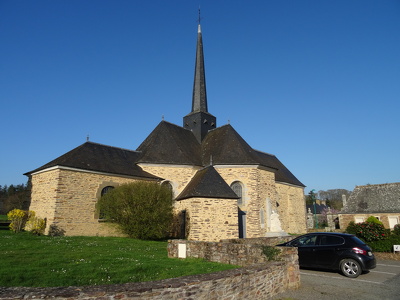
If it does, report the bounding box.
[0,261,295,300]
[168,237,295,266]
[0,237,299,299]
[167,237,300,292]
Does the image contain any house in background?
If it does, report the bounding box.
[25,23,306,241]
[339,182,400,230]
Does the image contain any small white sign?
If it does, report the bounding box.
[178,243,187,258]
[393,245,400,253]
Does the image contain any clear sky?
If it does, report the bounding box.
[1,0,399,193]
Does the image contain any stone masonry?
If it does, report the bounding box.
[29,167,150,236]
[174,197,238,241]
[29,162,306,238]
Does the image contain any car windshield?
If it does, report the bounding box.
[350,235,366,245]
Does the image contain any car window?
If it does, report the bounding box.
[349,235,366,245]
[292,235,317,246]
[319,235,345,246]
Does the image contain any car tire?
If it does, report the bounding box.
[340,258,362,278]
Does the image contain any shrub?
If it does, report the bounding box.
[393,224,400,236]
[368,235,400,252]
[98,181,173,240]
[366,216,383,226]
[262,246,281,261]
[24,212,46,235]
[346,221,387,242]
[345,221,357,235]
[7,209,29,233]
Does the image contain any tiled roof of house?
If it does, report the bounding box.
[176,165,239,200]
[342,182,400,213]
[25,141,159,180]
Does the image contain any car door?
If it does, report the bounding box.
[314,235,345,268]
[291,234,318,267]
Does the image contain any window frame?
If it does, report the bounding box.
[230,181,244,206]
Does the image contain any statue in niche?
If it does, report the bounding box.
[270,210,284,232]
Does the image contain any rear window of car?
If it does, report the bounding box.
[349,235,366,245]
[319,235,345,246]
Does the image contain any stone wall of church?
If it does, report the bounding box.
[29,168,145,236]
[138,164,201,198]
[276,183,306,234]
[174,197,238,241]
[29,169,60,229]
[145,164,307,238]
[216,166,278,238]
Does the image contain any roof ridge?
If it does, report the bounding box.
[355,182,400,188]
[253,149,277,158]
[85,141,138,153]
[160,120,193,132]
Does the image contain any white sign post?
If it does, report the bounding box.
[393,245,400,253]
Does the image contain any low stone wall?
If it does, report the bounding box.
[168,236,295,266]
[168,237,300,292]
[0,261,295,300]
[0,237,299,300]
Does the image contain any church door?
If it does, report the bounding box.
[238,209,246,238]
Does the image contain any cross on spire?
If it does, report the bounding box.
[198,7,202,25]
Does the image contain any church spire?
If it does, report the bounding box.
[184,15,216,143]
[192,22,207,112]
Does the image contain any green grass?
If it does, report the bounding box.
[0,215,8,221]
[0,231,238,287]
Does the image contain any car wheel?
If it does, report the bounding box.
[340,258,361,278]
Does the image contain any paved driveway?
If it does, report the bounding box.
[271,259,400,300]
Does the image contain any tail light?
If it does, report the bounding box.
[352,247,367,255]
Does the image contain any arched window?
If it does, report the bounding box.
[98,186,114,219]
[161,181,174,198]
[231,181,243,206]
[101,186,114,196]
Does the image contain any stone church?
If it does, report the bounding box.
[25,23,307,241]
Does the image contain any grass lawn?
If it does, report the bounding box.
[0,231,238,287]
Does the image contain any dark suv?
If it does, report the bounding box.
[277,232,376,278]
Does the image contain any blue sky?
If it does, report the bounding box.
[1,0,399,193]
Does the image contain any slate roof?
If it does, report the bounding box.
[136,123,305,187]
[201,124,263,165]
[306,203,329,214]
[136,121,202,165]
[175,165,239,200]
[202,125,304,187]
[255,150,305,187]
[341,183,400,214]
[25,142,159,180]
